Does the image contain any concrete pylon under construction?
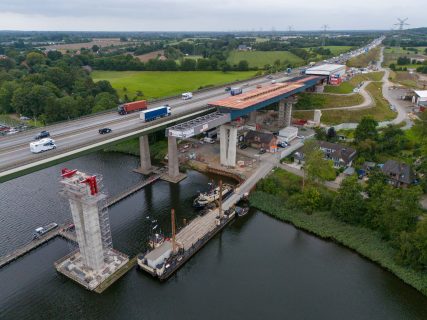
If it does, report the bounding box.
[56,169,129,291]
[60,169,110,271]
[161,136,187,183]
[220,124,237,167]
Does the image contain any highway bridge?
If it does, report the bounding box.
[0,72,308,182]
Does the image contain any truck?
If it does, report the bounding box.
[30,138,56,153]
[140,106,171,122]
[118,100,147,115]
[182,92,193,100]
[230,87,242,96]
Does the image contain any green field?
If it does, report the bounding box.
[294,82,395,124]
[227,50,304,68]
[309,46,353,55]
[92,71,257,99]
[294,92,364,110]
[324,72,385,94]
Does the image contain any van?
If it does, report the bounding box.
[182,92,193,100]
[203,137,215,144]
[30,138,56,153]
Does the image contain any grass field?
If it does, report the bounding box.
[294,82,395,124]
[227,50,304,68]
[92,70,257,99]
[294,92,364,110]
[309,46,353,55]
[324,72,385,94]
[383,46,427,66]
[389,70,423,89]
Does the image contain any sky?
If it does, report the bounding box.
[0,0,424,32]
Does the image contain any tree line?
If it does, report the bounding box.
[0,50,118,124]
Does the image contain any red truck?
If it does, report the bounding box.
[117,100,147,115]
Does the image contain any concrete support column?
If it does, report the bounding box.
[136,135,153,175]
[168,136,179,178]
[249,111,257,124]
[162,135,187,183]
[220,125,228,166]
[228,126,237,167]
[69,198,104,271]
[278,100,285,127]
[284,102,293,127]
[220,125,237,167]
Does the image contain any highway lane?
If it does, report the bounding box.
[0,73,297,171]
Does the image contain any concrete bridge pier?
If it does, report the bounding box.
[249,111,257,124]
[162,136,187,183]
[220,124,237,167]
[278,97,295,128]
[284,100,293,127]
[278,100,286,127]
[134,135,155,175]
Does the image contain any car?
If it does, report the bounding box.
[225,86,231,92]
[271,80,276,84]
[239,143,248,150]
[258,148,266,154]
[35,130,50,140]
[99,128,112,134]
[266,75,273,79]
[20,116,30,121]
[277,142,287,148]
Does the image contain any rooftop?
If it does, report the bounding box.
[414,90,427,99]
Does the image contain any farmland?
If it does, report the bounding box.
[91,70,257,99]
[227,50,304,68]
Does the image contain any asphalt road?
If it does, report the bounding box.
[0,73,298,175]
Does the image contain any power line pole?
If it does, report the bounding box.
[321,24,329,47]
[394,18,409,48]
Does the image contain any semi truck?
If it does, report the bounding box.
[30,138,56,153]
[118,100,147,115]
[140,106,171,122]
[230,87,242,96]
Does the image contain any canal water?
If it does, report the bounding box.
[1,152,427,319]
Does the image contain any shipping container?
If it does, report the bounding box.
[118,100,148,115]
[140,106,171,122]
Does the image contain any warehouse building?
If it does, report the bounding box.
[305,64,346,84]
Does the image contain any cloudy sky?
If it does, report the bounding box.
[0,0,423,31]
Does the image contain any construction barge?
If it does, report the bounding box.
[137,180,237,280]
[137,207,236,280]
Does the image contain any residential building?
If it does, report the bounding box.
[244,130,277,152]
[318,141,357,168]
[381,160,414,188]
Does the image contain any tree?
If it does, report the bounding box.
[0,81,18,113]
[304,140,336,183]
[237,60,249,71]
[92,92,117,113]
[12,84,56,118]
[92,45,100,52]
[327,127,337,141]
[355,116,378,142]
[181,59,196,71]
[314,127,327,141]
[26,52,46,67]
[332,175,367,225]
[47,50,63,61]
[397,220,427,270]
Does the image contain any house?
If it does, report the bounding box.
[237,45,252,51]
[318,141,357,168]
[244,130,277,152]
[412,90,427,110]
[381,160,414,188]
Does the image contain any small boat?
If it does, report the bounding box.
[235,206,250,217]
[33,222,58,239]
[193,183,234,209]
[148,233,165,249]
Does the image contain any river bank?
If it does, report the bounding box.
[250,191,427,296]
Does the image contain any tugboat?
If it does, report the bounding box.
[148,233,165,249]
[193,183,234,209]
[33,222,58,239]
[235,206,250,217]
